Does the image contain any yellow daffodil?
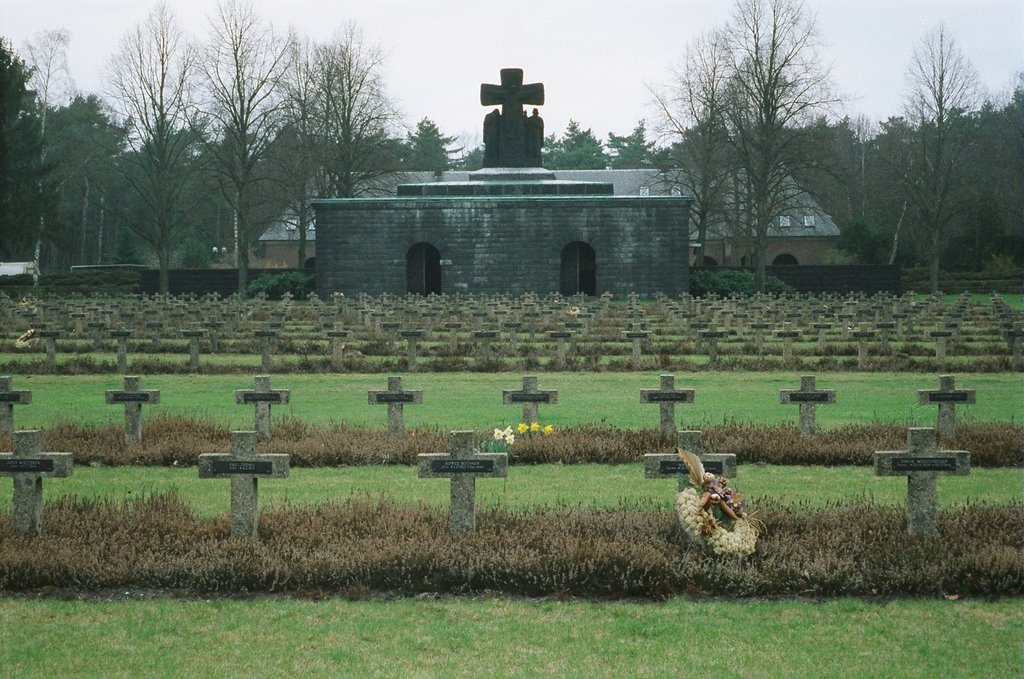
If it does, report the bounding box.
[542,425,554,435]
[530,422,541,433]
[517,423,529,434]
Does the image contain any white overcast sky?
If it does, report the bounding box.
[1,0,1021,146]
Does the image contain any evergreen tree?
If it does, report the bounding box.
[607,121,656,168]
[402,117,459,171]
[543,120,608,169]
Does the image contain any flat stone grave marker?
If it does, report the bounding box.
[368,375,423,437]
[643,430,737,490]
[417,430,508,533]
[779,375,835,436]
[198,430,290,539]
[105,376,160,444]
[640,374,695,440]
[0,430,73,535]
[874,427,970,535]
[503,375,558,424]
[0,376,32,436]
[235,375,291,436]
[917,375,975,447]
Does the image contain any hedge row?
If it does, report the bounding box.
[0,493,1018,598]
[9,416,1020,468]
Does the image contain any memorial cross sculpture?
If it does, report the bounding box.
[480,68,545,167]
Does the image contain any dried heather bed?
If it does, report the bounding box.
[9,416,1020,467]
[0,493,1019,599]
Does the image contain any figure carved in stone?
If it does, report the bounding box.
[483,109,501,166]
[525,108,544,165]
[480,68,545,168]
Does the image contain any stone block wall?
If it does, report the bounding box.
[312,195,692,297]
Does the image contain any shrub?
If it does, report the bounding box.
[246,271,315,300]
[690,269,794,296]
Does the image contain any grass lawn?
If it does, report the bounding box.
[1,464,1018,518]
[6,371,1021,432]
[1,597,1020,678]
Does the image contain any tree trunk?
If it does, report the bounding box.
[159,248,170,296]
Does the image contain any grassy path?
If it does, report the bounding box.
[6,371,1020,431]
[1,597,1020,678]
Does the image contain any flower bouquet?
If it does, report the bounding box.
[675,448,760,556]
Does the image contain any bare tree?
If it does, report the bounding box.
[723,0,838,290]
[22,29,73,281]
[312,23,402,198]
[197,0,292,294]
[651,29,733,268]
[899,24,980,293]
[107,2,198,294]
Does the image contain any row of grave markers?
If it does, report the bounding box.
[1,373,977,448]
[1,424,970,538]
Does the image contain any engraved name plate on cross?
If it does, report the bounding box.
[643,430,737,490]
[502,375,558,424]
[874,427,970,535]
[105,375,160,444]
[0,430,74,535]
[640,374,695,441]
[198,430,290,539]
[779,375,836,436]
[417,430,508,533]
[368,375,422,437]
[0,376,32,436]
[917,375,975,447]
[235,375,291,436]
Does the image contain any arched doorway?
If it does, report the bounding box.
[560,241,596,296]
[407,242,442,295]
[702,256,718,266]
[772,253,799,265]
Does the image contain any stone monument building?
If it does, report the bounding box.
[312,68,693,297]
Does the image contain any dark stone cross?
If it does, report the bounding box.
[480,68,545,168]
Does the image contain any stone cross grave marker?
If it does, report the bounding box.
[929,329,953,362]
[401,330,424,371]
[0,430,73,535]
[368,375,422,437]
[749,321,770,355]
[109,329,132,373]
[105,376,160,444]
[640,374,695,441]
[774,326,800,364]
[235,375,291,436]
[546,330,572,362]
[180,328,204,372]
[699,329,726,365]
[917,375,975,447]
[852,330,876,368]
[812,322,831,354]
[0,376,32,436]
[473,330,499,363]
[326,326,348,369]
[643,430,737,490]
[874,427,970,535]
[255,329,278,372]
[198,430,290,539]
[623,328,650,369]
[779,375,835,436]
[503,375,558,424]
[417,430,508,533]
[35,329,60,369]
